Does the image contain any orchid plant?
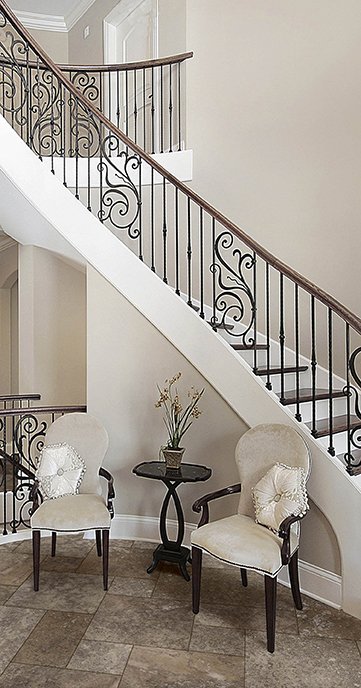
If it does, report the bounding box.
[155,372,204,449]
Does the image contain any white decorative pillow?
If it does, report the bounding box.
[252,463,308,533]
[36,443,86,499]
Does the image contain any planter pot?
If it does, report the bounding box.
[162,447,185,469]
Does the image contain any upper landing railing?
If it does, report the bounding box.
[0,41,193,154]
[1,0,361,474]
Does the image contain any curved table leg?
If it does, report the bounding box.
[147,479,190,579]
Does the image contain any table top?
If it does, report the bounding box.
[133,461,212,483]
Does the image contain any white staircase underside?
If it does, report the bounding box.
[0,114,360,618]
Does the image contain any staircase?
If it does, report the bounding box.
[1,0,361,617]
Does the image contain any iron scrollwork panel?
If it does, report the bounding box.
[97,133,141,238]
[210,231,256,344]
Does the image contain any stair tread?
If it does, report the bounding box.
[279,387,346,405]
[306,414,360,438]
[208,321,234,331]
[231,343,269,351]
[337,449,361,475]
[255,365,308,376]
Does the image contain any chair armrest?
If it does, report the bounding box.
[279,513,307,564]
[99,466,115,518]
[29,479,42,515]
[192,483,241,528]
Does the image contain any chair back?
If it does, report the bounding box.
[44,412,109,495]
[235,423,310,518]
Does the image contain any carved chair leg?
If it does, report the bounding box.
[191,546,202,614]
[289,549,302,610]
[95,529,102,557]
[51,532,57,557]
[33,530,40,592]
[240,568,248,587]
[264,574,277,653]
[102,529,109,591]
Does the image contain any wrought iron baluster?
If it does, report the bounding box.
[134,69,137,145]
[328,308,335,456]
[252,251,257,373]
[143,67,146,151]
[279,273,285,403]
[99,121,103,222]
[116,70,120,131]
[36,57,42,160]
[187,197,192,306]
[162,177,167,283]
[160,64,164,153]
[151,66,155,154]
[138,158,143,261]
[310,295,317,437]
[151,166,155,272]
[211,218,217,329]
[86,106,91,212]
[50,71,54,174]
[199,208,205,318]
[295,284,301,421]
[345,323,352,473]
[61,84,67,186]
[178,62,181,151]
[265,262,271,390]
[125,71,129,139]
[108,70,111,123]
[169,63,173,151]
[75,96,79,199]
[175,188,180,295]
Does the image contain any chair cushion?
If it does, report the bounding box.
[252,463,308,533]
[31,494,111,531]
[36,443,86,499]
[191,514,299,576]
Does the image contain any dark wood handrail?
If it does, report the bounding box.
[0,405,86,417]
[0,394,41,402]
[0,51,193,73]
[1,0,360,335]
[60,52,193,73]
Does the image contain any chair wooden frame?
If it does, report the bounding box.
[191,483,305,653]
[30,466,115,592]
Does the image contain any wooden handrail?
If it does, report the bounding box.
[1,0,360,335]
[0,405,86,417]
[60,52,193,73]
[0,394,41,402]
[0,51,193,73]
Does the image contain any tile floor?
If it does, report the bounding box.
[0,534,361,687]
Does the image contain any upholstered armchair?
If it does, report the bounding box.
[191,423,310,652]
[30,412,115,591]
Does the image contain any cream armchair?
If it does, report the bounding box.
[30,412,115,592]
[191,423,310,652]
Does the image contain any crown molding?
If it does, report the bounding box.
[13,10,67,32]
[13,0,97,33]
[0,235,17,252]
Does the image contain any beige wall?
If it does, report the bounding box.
[68,0,118,65]
[29,28,68,63]
[0,244,18,394]
[186,0,361,317]
[18,246,86,405]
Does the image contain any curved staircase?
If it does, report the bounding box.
[0,0,361,618]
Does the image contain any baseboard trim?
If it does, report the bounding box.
[278,558,342,609]
[96,513,197,545]
[0,515,342,610]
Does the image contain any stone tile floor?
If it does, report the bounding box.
[0,534,360,687]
